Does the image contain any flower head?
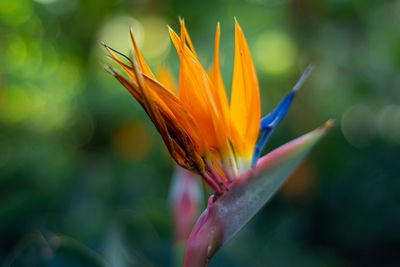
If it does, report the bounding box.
[104,19,272,192]
[103,19,332,267]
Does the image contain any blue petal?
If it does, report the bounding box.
[252,65,313,166]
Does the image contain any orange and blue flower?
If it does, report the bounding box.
[104,19,331,267]
[104,19,312,194]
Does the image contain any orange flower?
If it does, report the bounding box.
[103,19,261,192]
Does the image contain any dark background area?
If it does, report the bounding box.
[1,0,399,266]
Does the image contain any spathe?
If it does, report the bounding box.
[183,121,333,267]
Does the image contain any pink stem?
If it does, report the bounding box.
[200,172,222,193]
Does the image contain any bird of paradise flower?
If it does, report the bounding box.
[103,18,332,267]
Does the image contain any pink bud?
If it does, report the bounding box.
[170,166,203,244]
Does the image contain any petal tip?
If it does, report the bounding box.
[167,25,176,35]
[293,64,314,92]
[323,119,335,131]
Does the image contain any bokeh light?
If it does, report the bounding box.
[377,104,400,144]
[140,16,171,61]
[97,15,144,58]
[341,104,376,148]
[0,86,31,124]
[254,31,296,75]
[0,0,32,25]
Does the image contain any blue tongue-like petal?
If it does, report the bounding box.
[252,65,313,166]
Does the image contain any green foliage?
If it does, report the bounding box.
[1,0,399,266]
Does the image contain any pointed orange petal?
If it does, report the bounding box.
[230,20,261,160]
[169,26,229,156]
[168,26,197,60]
[211,23,230,138]
[130,27,155,79]
[179,18,198,58]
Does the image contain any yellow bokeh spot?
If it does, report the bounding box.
[0,57,80,132]
[0,86,31,124]
[0,0,32,25]
[97,15,170,66]
[140,16,171,61]
[27,60,80,132]
[97,15,144,58]
[254,31,296,75]
[5,35,28,72]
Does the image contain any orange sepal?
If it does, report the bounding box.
[130,27,155,79]
[211,23,230,144]
[169,27,230,156]
[179,18,198,58]
[230,19,261,159]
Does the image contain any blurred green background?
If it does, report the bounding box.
[1,0,400,266]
